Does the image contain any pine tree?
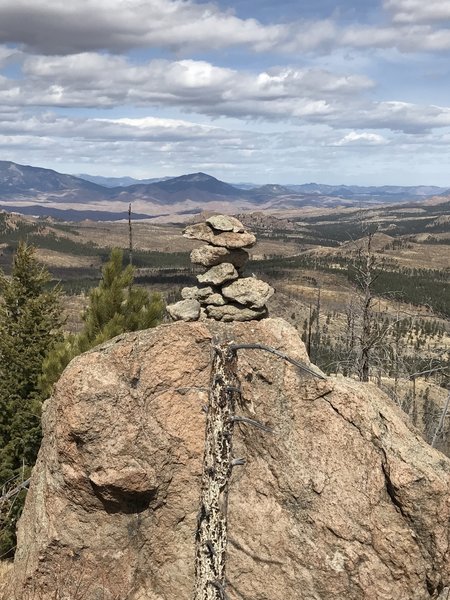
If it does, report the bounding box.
[40,248,164,396]
[0,242,63,555]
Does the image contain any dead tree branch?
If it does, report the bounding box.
[0,478,30,505]
[431,391,450,448]
[229,415,273,434]
[228,343,327,380]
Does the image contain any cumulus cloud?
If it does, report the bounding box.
[0,111,282,179]
[1,2,450,184]
[2,111,450,185]
[339,23,450,52]
[1,53,449,134]
[0,0,450,57]
[0,112,231,141]
[384,0,450,24]
[335,131,388,146]
[346,101,450,133]
[0,0,284,54]
[0,45,20,66]
[5,54,371,121]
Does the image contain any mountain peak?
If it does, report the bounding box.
[173,172,217,182]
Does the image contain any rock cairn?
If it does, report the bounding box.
[166,215,274,322]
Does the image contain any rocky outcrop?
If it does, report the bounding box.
[167,215,274,322]
[5,318,450,600]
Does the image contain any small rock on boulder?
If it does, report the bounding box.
[222,277,274,308]
[166,299,201,321]
[206,215,245,233]
[197,263,238,286]
[205,293,226,306]
[190,245,249,269]
[181,286,215,302]
[206,303,267,322]
[184,223,256,249]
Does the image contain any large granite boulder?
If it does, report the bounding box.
[5,319,450,600]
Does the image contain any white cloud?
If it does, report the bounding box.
[339,23,450,52]
[335,132,387,146]
[0,1,450,57]
[1,2,450,185]
[0,54,372,121]
[384,0,450,24]
[1,51,450,135]
[2,111,450,185]
[3,53,450,134]
[0,0,285,54]
[350,101,450,133]
[0,111,281,179]
[0,45,21,66]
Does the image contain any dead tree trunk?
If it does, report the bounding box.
[360,285,372,383]
[356,230,377,383]
[128,203,133,267]
[193,344,240,600]
[193,340,326,600]
[431,391,450,448]
[315,286,321,363]
[306,303,313,358]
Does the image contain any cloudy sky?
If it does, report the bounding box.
[1,0,450,185]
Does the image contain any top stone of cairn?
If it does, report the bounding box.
[183,216,256,249]
[205,215,245,233]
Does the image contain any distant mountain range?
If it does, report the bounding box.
[76,174,172,187]
[0,160,448,221]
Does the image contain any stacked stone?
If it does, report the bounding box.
[166,215,274,322]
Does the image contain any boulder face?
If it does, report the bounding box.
[5,318,450,600]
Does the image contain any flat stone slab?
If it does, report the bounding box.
[222,277,274,308]
[184,223,256,249]
[181,286,215,302]
[166,299,201,322]
[190,245,249,269]
[206,215,245,233]
[197,263,238,286]
[181,286,226,306]
[206,303,267,322]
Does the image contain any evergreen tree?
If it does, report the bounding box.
[40,248,164,396]
[0,242,63,555]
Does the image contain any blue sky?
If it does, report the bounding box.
[1,0,450,185]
